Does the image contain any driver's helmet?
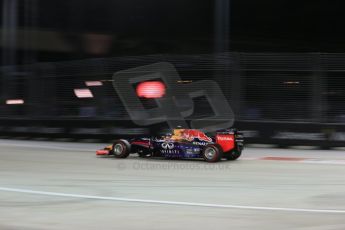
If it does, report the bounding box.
[171,129,184,140]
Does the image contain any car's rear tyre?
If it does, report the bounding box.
[224,150,242,161]
[112,140,130,158]
[202,144,223,162]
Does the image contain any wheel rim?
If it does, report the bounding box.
[114,143,124,155]
[204,147,216,160]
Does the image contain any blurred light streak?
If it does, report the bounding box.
[6,99,24,105]
[85,81,103,86]
[74,89,94,98]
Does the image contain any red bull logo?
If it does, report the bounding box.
[181,129,212,142]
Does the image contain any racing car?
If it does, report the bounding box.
[96,128,244,162]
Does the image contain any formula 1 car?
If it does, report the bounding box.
[96,128,244,162]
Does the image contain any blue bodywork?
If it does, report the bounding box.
[151,139,213,158]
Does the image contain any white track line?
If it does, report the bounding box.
[243,157,345,165]
[301,159,345,165]
[0,187,345,214]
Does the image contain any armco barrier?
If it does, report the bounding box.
[236,121,345,149]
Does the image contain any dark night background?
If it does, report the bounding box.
[1,0,345,145]
[2,0,345,64]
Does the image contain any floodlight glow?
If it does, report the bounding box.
[6,99,24,105]
[74,89,94,98]
[136,81,166,98]
[85,81,103,86]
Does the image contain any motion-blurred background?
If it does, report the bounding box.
[1,0,345,148]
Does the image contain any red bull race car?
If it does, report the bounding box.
[96,128,244,162]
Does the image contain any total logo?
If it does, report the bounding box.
[161,142,174,149]
[217,136,233,141]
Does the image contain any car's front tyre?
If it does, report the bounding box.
[112,140,130,158]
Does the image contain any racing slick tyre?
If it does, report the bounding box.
[202,144,223,162]
[112,140,130,158]
[224,150,242,161]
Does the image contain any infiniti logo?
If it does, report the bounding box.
[161,142,174,149]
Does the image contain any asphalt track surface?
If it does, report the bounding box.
[1,139,345,230]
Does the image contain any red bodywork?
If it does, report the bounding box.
[96,149,110,155]
[131,141,150,147]
[215,134,235,152]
